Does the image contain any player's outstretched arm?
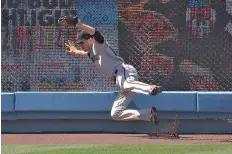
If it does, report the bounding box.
[65,40,88,57]
[76,21,104,44]
[58,15,104,44]
[76,20,95,35]
[76,20,104,44]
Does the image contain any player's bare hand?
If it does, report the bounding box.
[65,40,77,53]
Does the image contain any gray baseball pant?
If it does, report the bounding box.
[111,64,153,121]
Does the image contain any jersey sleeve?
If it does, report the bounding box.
[93,30,105,44]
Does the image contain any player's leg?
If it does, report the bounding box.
[110,90,159,124]
[119,64,161,95]
[124,79,161,95]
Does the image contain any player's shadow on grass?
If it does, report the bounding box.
[126,135,232,142]
[173,135,232,143]
[220,139,232,143]
[126,134,179,139]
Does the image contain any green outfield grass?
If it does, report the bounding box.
[2,144,232,154]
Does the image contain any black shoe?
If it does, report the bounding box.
[150,106,159,125]
[150,85,162,95]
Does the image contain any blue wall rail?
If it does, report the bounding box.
[1,92,232,133]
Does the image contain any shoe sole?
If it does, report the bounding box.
[151,107,159,125]
[151,86,162,95]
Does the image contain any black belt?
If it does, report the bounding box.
[114,70,118,74]
[113,70,118,83]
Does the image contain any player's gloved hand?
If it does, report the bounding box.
[65,40,77,53]
[58,15,79,26]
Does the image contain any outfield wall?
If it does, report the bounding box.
[1,92,232,133]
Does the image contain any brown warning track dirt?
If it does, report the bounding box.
[2,134,232,144]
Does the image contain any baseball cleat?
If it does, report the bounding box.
[150,106,159,125]
[150,85,162,95]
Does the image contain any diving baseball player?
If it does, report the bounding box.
[58,15,162,125]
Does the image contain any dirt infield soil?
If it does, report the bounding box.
[2,134,232,144]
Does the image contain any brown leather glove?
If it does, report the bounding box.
[58,15,79,26]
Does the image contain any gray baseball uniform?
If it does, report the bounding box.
[87,31,154,121]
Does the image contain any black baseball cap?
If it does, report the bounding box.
[76,31,93,43]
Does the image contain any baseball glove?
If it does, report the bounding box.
[58,15,79,26]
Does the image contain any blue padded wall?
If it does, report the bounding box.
[197,92,232,112]
[134,92,197,111]
[2,92,232,133]
[15,92,117,111]
[1,93,15,112]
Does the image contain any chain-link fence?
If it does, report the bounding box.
[1,0,232,92]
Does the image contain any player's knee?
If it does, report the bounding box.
[111,110,121,120]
